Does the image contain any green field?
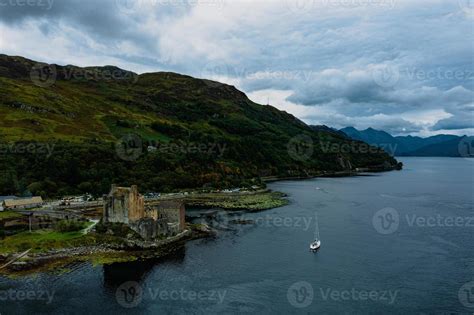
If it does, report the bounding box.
[0,211,24,220]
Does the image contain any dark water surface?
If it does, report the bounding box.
[1,157,473,314]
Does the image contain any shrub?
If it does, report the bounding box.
[55,220,85,232]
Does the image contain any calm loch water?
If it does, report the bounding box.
[1,157,473,314]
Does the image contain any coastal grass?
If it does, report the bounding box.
[0,211,24,220]
[89,252,139,266]
[0,230,87,254]
[184,191,289,211]
[0,219,118,254]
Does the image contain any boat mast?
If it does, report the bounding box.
[314,212,320,241]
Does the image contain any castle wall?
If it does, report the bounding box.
[103,185,185,240]
[103,185,144,224]
[127,185,145,222]
[155,201,185,231]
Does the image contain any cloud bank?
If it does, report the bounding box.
[0,0,472,136]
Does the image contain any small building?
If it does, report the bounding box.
[0,196,18,211]
[2,196,43,210]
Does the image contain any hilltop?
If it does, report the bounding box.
[0,55,399,197]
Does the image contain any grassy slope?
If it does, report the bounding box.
[0,55,399,197]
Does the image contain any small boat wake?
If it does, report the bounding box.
[310,212,321,252]
[315,187,329,193]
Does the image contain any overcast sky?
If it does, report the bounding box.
[0,0,472,136]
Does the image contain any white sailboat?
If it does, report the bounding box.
[310,212,321,251]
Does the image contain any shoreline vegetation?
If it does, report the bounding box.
[0,168,400,277]
[0,189,288,276]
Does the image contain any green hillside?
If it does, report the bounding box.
[0,54,400,197]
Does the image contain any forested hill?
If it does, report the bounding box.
[0,54,400,197]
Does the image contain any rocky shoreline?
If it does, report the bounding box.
[0,225,212,276]
[261,164,403,182]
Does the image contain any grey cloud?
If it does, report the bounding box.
[0,0,472,135]
[432,115,474,131]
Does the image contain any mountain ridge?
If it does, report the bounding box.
[0,54,399,197]
[340,126,469,157]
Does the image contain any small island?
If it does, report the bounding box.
[0,185,288,276]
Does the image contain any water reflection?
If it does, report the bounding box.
[102,246,187,290]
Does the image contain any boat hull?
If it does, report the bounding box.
[310,241,321,251]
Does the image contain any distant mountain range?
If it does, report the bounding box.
[340,127,472,157]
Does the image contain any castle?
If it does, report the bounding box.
[103,185,185,240]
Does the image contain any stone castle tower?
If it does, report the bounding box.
[102,185,185,240]
[103,184,145,224]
